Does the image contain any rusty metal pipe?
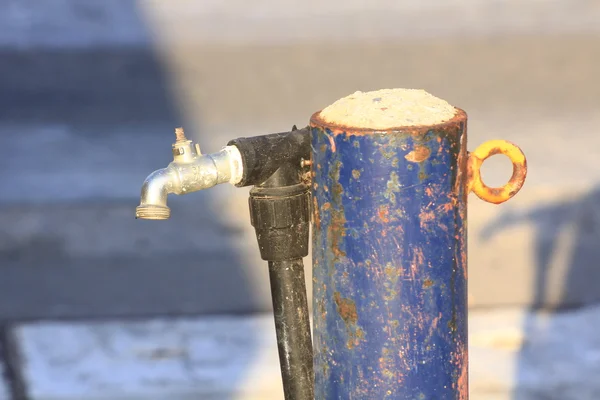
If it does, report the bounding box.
[309,90,526,399]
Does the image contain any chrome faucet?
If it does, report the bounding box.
[135,127,243,220]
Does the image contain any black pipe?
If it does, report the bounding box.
[230,126,314,400]
[268,259,314,400]
[248,174,314,400]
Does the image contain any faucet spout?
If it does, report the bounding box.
[135,167,176,220]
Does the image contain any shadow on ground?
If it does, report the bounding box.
[481,185,600,399]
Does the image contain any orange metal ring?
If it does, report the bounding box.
[468,140,527,204]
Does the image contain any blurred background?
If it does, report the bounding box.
[0,0,599,399]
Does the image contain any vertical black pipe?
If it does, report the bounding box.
[249,171,314,399]
[232,128,314,400]
[268,259,314,400]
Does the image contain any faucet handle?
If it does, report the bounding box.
[174,127,187,142]
[171,127,200,163]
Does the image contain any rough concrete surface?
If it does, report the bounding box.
[12,305,600,400]
[14,316,284,400]
[470,306,600,399]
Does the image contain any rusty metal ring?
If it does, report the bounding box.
[468,140,527,204]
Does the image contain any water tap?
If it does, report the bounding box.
[135,127,244,220]
[135,125,314,400]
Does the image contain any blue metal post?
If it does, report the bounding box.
[310,110,470,399]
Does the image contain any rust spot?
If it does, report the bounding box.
[384,264,396,278]
[331,231,347,258]
[423,279,434,288]
[312,196,320,230]
[384,171,401,205]
[378,205,390,223]
[379,145,396,159]
[454,136,468,196]
[328,160,347,258]
[448,319,457,331]
[488,187,504,197]
[334,291,358,324]
[378,346,401,383]
[442,201,454,213]
[346,327,365,349]
[322,360,330,378]
[405,145,431,163]
[323,202,331,211]
[382,368,394,379]
[461,236,468,281]
[453,344,469,400]
[380,107,388,111]
[410,248,425,280]
[310,108,467,138]
[352,169,361,179]
[327,134,337,153]
[419,210,436,229]
[329,202,347,258]
[333,182,344,199]
[383,263,401,300]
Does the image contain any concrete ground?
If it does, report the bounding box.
[1,0,599,398]
[8,305,600,400]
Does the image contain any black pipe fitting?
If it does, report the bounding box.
[228,125,312,261]
[227,126,311,187]
[227,126,314,400]
[249,183,310,261]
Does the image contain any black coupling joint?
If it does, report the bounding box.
[249,183,310,261]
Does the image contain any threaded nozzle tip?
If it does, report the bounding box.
[135,205,171,220]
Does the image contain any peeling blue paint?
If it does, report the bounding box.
[311,111,469,399]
